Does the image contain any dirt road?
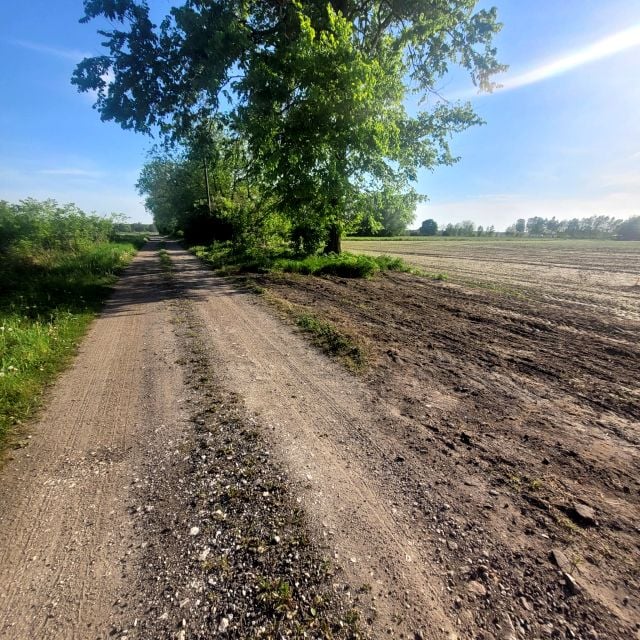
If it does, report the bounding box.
[0,242,188,638]
[1,240,638,639]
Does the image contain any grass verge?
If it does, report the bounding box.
[0,242,139,449]
[294,312,366,369]
[235,278,367,372]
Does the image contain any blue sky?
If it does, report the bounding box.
[1,1,639,229]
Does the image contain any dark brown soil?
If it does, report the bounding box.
[253,268,640,639]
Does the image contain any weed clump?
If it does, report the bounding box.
[294,313,366,369]
[276,252,408,278]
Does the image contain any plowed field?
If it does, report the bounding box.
[254,238,640,638]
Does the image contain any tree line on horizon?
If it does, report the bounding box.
[401,214,640,240]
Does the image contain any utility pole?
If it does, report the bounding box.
[203,157,212,213]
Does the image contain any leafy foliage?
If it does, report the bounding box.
[74,0,505,253]
[419,218,438,236]
[617,216,640,241]
[0,199,138,447]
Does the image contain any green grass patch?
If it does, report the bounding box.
[191,242,274,274]
[192,242,412,279]
[296,313,366,370]
[0,242,138,448]
[275,252,409,278]
[112,231,150,249]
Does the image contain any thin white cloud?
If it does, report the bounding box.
[502,24,640,92]
[38,168,104,178]
[6,38,91,62]
[453,23,640,99]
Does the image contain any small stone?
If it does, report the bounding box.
[563,572,581,595]
[550,548,572,573]
[158,612,169,621]
[198,547,210,562]
[447,541,459,551]
[519,596,532,611]
[189,526,200,536]
[571,503,597,526]
[218,617,230,633]
[466,580,486,596]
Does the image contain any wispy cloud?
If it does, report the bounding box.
[38,168,104,179]
[501,24,640,92]
[5,38,90,62]
[453,24,640,99]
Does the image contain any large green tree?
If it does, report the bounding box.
[73,0,504,252]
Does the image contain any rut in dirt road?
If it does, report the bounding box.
[0,240,187,639]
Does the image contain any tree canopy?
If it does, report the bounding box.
[73,0,505,252]
[419,218,438,236]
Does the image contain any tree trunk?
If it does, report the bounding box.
[324,223,342,254]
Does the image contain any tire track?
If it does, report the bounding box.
[170,245,455,638]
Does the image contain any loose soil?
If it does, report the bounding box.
[1,239,638,640]
[254,242,640,639]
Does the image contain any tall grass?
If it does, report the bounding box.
[0,200,140,448]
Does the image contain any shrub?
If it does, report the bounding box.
[276,253,409,278]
